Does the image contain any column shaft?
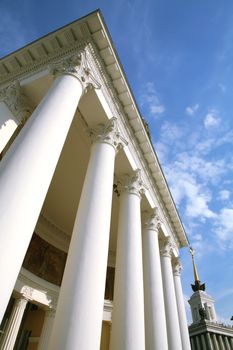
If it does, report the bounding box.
[0,298,28,350]
[218,335,225,350]
[196,335,202,350]
[161,241,183,350]
[110,171,145,350]
[206,332,214,350]
[212,333,220,350]
[224,336,231,350]
[190,337,195,350]
[201,334,207,350]
[0,74,83,322]
[49,119,121,350]
[37,309,56,350]
[173,262,192,350]
[142,211,168,350]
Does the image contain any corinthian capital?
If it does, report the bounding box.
[118,169,146,199]
[52,50,101,93]
[142,207,161,232]
[0,81,33,123]
[88,117,127,151]
[173,258,183,276]
[160,237,174,258]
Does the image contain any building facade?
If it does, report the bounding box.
[188,250,233,350]
[0,10,190,350]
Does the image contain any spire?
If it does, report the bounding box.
[189,247,205,292]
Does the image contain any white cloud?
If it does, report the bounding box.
[185,104,199,116]
[160,121,183,144]
[140,82,165,118]
[218,190,230,201]
[204,110,221,128]
[215,207,233,243]
[164,165,216,220]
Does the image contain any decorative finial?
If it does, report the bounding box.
[189,246,205,292]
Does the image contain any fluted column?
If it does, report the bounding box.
[0,52,98,323]
[196,335,202,350]
[224,336,230,350]
[201,334,207,350]
[49,118,126,350]
[161,238,183,350]
[142,209,168,350]
[37,308,56,350]
[109,170,145,350]
[0,287,33,350]
[206,332,214,350]
[212,334,220,350]
[173,258,192,350]
[218,335,225,350]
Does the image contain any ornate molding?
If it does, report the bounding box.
[88,117,127,151]
[21,285,34,301]
[51,50,101,94]
[117,169,146,199]
[173,258,183,276]
[160,237,174,258]
[0,81,34,123]
[142,207,162,232]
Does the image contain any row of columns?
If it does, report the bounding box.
[0,51,190,349]
[191,333,233,350]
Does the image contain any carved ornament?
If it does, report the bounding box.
[117,169,146,199]
[142,207,162,232]
[51,50,101,93]
[88,117,127,151]
[0,81,33,123]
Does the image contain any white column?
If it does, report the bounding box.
[201,334,207,350]
[160,238,183,350]
[196,335,202,350]
[37,308,56,350]
[229,337,233,349]
[212,334,220,350]
[142,209,168,350]
[190,337,195,350]
[224,336,231,350]
[0,297,28,350]
[49,118,125,350]
[173,259,192,350]
[219,335,225,350]
[109,170,145,350]
[206,332,214,350]
[0,52,93,323]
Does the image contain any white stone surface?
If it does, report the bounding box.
[0,73,83,323]
[48,119,120,350]
[0,297,28,350]
[161,239,183,350]
[142,210,168,350]
[110,171,145,350]
[0,102,18,153]
[37,308,56,350]
[173,260,192,350]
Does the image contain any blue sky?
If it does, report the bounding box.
[0,0,232,323]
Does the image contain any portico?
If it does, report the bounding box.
[0,10,190,350]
